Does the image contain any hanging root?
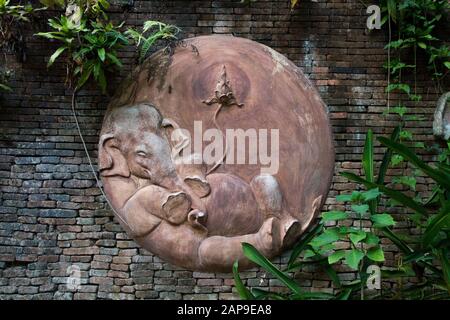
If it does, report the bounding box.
[71,89,134,233]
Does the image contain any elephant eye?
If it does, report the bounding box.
[136,150,147,157]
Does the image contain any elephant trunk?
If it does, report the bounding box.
[159,175,207,213]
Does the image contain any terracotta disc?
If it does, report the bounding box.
[99,35,335,272]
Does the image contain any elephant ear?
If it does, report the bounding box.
[98,133,131,178]
[161,117,190,159]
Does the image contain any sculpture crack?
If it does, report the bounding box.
[202,65,243,174]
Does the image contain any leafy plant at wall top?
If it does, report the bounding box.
[0,1,47,93]
[0,0,41,53]
[125,20,180,63]
[36,1,179,93]
[37,15,128,93]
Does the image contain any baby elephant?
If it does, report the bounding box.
[99,103,299,271]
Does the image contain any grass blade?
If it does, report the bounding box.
[232,260,255,300]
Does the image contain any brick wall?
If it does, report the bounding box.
[0,0,446,299]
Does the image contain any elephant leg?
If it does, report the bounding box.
[250,174,283,218]
[250,174,301,247]
[197,217,281,272]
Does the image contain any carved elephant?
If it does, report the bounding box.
[98,103,299,271]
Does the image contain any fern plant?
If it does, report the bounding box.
[126,20,179,63]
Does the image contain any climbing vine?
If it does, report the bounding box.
[379,0,450,196]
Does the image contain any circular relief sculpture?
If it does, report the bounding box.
[99,35,335,272]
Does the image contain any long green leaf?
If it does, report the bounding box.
[363,129,377,214]
[76,65,93,89]
[47,46,66,67]
[438,249,450,294]
[363,129,374,183]
[382,227,413,254]
[378,137,450,190]
[342,172,428,216]
[232,260,255,300]
[422,204,450,247]
[242,243,302,295]
[291,292,335,300]
[287,223,323,268]
[335,288,352,300]
[387,0,397,22]
[251,288,286,300]
[377,125,400,185]
[322,261,341,288]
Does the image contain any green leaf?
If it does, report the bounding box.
[349,231,367,246]
[382,227,413,254]
[364,233,380,245]
[322,262,341,288]
[76,65,93,90]
[97,48,106,62]
[336,194,352,202]
[377,126,400,185]
[363,129,374,181]
[288,223,323,268]
[386,0,397,22]
[418,42,427,49]
[438,249,450,294]
[335,288,352,300]
[309,228,340,248]
[391,154,404,166]
[423,206,450,247]
[445,61,450,69]
[392,176,417,191]
[251,288,286,300]
[351,204,369,216]
[367,246,385,262]
[322,211,348,222]
[328,250,345,264]
[386,83,410,95]
[106,52,122,68]
[0,83,12,92]
[362,188,381,201]
[344,249,364,270]
[47,47,66,67]
[378,137,450,190]
[291,292,336,300]
[400,130,413,140]
[341,172,428,216]
[232,260,255,300]
[242,243,302,295]
[371,213,396,228]
[363,129,374,182]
